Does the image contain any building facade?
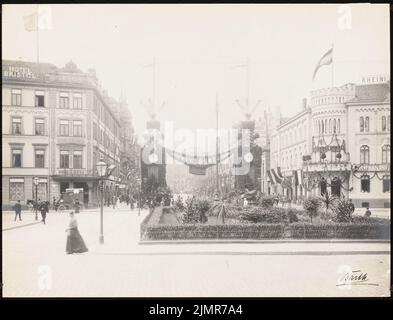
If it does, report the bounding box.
[2,60,126,209]
[266,80,390,208]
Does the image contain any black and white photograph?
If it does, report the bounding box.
[1,3,390,299]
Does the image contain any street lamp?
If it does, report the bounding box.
[96,159,107,244]
[33,176,39,220]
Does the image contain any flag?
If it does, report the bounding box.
[267,170,274,183]
[271,169,282,184]
[277,166,283,178]
[24,6,52,32]
[312,47,333,80]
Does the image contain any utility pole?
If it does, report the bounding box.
[215,93,220,194]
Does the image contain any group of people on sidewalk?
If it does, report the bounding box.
[12,200,88,255]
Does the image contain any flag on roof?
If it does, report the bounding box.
[312,47,333,80]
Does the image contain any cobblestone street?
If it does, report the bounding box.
[2,204,390,297]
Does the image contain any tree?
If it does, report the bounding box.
[303,197,320,223]
[319,192,338,219]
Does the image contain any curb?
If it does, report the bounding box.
[138,239,391,245]
[2,221,42,231]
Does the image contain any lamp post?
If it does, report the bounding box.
[33,176,39,220]
[96,159,107,244]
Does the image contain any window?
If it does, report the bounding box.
[11,89,22,106]
[360,145,370,164]
[35,150,45,168]
[73,93,83,109]
[60,151,70,168]
[324,120,327,133]
[329,119,332,133]
[93,122,98,141]
[73,120,82,137]
[73,151,82,169]
[383,175,390,193]
[337,119,340,133]
[321,120,324,134]
[12,149,22,167]
[11,117,22,135]
[361,175,370,193]
[59,120,69,136]
[9,178,24,201]
[359,117,364,132]
[333,119,336,133]
[35,118,45,135]
[365,116,370,132]
[35,90,45,107]
[382,116,386,131]
[382,145,390,164]
[59,92,69,109]
[387,116,390,132]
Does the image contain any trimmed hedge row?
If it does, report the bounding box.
[141,222,390,240]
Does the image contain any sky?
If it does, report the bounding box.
[2,4,390,139]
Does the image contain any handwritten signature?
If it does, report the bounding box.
[336,269,379,287]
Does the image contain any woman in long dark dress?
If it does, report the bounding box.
[65,211,88,254]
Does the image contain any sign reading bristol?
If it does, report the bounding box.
[3,65,37,79]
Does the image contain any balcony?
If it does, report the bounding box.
[52,168,99,181]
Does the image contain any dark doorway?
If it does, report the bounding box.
[320,178,327,195]
[331,177,341,197]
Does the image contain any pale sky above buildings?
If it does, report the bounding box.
[2,4,390,139]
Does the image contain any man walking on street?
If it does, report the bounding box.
[13,200,22,221]
[39,201,47,224]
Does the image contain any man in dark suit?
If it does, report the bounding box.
[39,201,47,224]
[13,200,22,221]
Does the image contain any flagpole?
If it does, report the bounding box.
[331,43,334,87]
[36,4,40,73]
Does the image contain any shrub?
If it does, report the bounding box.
[303,197,321,222]
[287,209,299,223]
[334,198,353,223]
[240,207,288,223]
[258,196,275,208]
[181,197,211,224]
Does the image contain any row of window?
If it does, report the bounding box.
[92,96,119,138]
[359,175,390,193]
[313,96,347,105]
[92,122,119,155]
[59,120,83,137]
[359,116,390,132]
[8,178,48,201]
[10,148,83,169]
[359,145,390,164]
[11,117,46,135]
[10,89,83,109]
[317,118,341,135]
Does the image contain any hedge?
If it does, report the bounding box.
[141,222,390,240]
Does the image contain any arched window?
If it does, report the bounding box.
[329,119,332,133]
[365,116,370,132]
[382,145,390,164]
[359,117,364,132]
[382,116,386,131]
[360,145,370,164]
[321,120,324,134]
[361,175,370,193]
[333,119,337,133]
[388,116,390,131]
[325,119,327,133]
[337,119,340,133]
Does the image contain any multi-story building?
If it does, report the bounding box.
[267,79,390,208]
[2,59,124,209]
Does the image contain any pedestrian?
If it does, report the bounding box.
[65,211,88,254]
[348,199,355,218]
[39,201,47,224]
[52,196,57,210]
[13,200,22,221]
[364,207,371,217]
[74,199,80,214]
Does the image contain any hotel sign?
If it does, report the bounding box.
[3,65,37,79]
